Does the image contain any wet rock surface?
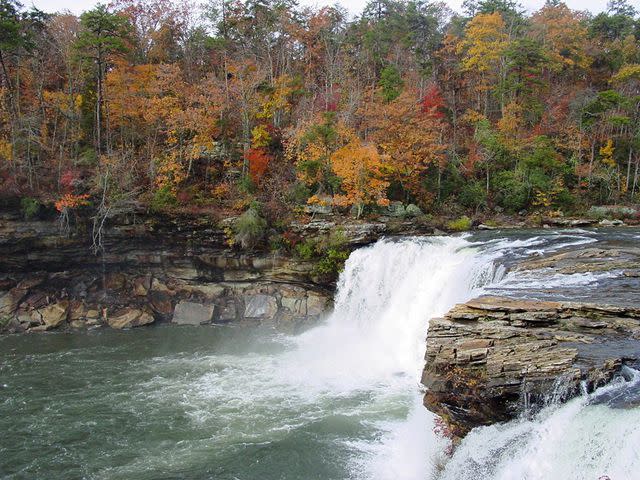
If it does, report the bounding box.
[107,308,155,330]
[422,295,640,437]
[172,301,215,325]
[516,246,640,275]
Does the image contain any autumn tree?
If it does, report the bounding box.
[457,12,509,115]
[2,0,640,229]
[287,112,345,198]
[0,0,47,185]
[361,88,447,205]
[109,0,190,63]
[330,134,389,217]
[530,2,591,75]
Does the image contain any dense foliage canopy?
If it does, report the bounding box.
[0,0,639,228]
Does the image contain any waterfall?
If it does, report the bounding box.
[281,236,501,392]
[277,236,504,479]
[438,367,640,480]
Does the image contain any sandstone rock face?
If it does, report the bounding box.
[289,219,389,246]
[306,292,329,316]
[172,301,215,325]
[421,296,640,438]
[107,308,155,330]
[0,283,31,317]
[0,290,18,316]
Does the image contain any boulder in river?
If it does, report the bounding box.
[31,301,69,329]
[599,219,625,227]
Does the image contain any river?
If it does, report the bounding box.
[1,229,639,479]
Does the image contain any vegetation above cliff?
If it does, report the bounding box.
[1,0,639,237]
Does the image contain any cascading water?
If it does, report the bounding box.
[279,232,640,480]
[279,236,503,479]
[1,231,639,480]
[438,367,640,480]
[282,236,501,391]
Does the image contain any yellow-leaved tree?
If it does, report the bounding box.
[530,3,591,73]
[456,12,508,114]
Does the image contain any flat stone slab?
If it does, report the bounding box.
[172,301,215,325]
[244,294,278,319]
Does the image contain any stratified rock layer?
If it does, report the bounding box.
[421,296,640,437]
[0,207,337,333]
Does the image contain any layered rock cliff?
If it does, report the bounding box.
[422,240,640,438]
[0,207,338,333]
[422,297,640,438]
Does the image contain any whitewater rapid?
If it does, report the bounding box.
[439,367,640,480]
[281,236,502,479]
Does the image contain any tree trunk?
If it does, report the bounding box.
[632,154,639,198]
[626,147,633,193]
[96,50,103,154]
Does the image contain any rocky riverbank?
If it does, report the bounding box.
[0,208,347,334]
[1,196,459,335]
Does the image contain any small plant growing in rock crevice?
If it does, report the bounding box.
[295,239,316,260]
[292,230,350,276]
[447,215,472,232]
[313,248,349,275]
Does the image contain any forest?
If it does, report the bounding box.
[1,0,639,243]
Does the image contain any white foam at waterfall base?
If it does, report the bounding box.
[438,369,640,480]
[275,236,503,478]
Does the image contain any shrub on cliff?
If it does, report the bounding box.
[150,186,177,213]
[20,197,40,219]
[234,207,267,249]
[313,248,350,275]
[292,230,350,275]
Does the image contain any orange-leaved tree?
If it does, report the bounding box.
[331,135,389,217]
[361,88,447,206]
[245,147,272,185]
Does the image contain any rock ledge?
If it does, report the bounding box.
[421,296,640,437]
